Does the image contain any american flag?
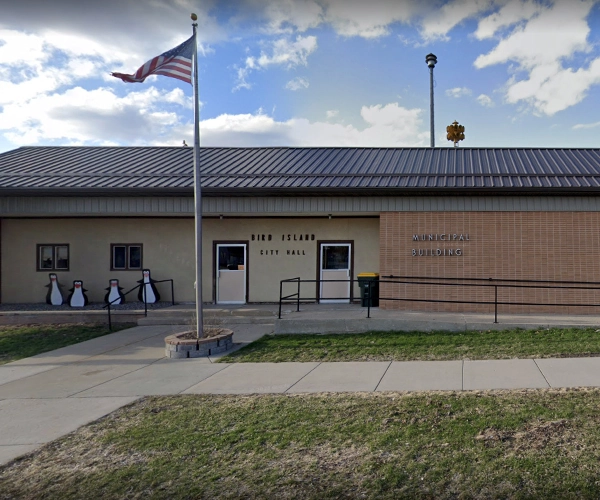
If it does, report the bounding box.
[111,35,194,85]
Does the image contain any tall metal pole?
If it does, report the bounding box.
[192,17,204,338]
[429,65,434,147]
[426,53,437,148]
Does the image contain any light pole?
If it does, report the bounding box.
[425,53,437,148]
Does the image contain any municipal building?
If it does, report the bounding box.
[1,145,600,314]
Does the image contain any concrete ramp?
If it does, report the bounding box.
[274,304,600,334]
[138,304,277,326]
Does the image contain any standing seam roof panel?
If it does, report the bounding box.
[4,146,600,191]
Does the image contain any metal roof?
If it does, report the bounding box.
[2,146,600,195]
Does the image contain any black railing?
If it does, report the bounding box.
[278,275,600,322]
[278,277,364,319]
[104,279,175,330]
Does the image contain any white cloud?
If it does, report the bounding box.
[475,0,542,39]
[40,30,118,59]
[477,94,494,107]
[0,1,225,53]
[0,29,48,67]
[322,0,420,38]
[474,0,598,115]
[508,59,600,115]
[573,121,600,130]
[0,28,133,107]
[421,0,496,40]
[237,35,318,90]
[326,110,339,119]
[234,67,253,91]
[358,102,428,145]
[200,102,428,147]
[258,0,324,33]
[285,76,309,90]
[65,58,103,80]
[446,87,472,98]
[475,1,592,69]
[247,35,318,69]
[248,0,421,38]
[0,67,427,149]
[0,66,73,106]
[0,86,192,146]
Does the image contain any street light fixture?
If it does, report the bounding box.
[425,53,437,148]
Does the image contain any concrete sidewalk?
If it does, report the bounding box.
[2,308,600,466]
[0,323,272,465]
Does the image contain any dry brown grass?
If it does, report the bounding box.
[3,390,600,498]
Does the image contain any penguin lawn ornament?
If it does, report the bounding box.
[45,273,64,306]
[138,269,160,304]
[105,279,125,305]
[68,280,89,307]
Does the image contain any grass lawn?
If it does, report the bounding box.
[0,323,135,365]
[220,327,600,363]
[2,390,600,498]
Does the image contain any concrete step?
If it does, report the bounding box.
[141,307,275,317]
[138,316,275,326]
[206,308,276,318]
[137,307,277,326]
[0,310,144,326]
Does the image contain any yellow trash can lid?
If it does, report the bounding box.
[357,272,379,278]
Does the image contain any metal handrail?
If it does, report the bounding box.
[278,277,368,319]
[104,278,175,330]
[382,275,600,286]
[278,275,600,322]
[279,277,301,319]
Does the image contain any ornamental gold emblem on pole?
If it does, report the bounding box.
[446,120,465,147]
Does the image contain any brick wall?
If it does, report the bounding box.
[379,211,600,314]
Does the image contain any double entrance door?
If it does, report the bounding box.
[319,242,352,303]
[215,241,352,304]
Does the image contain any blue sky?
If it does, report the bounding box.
[1,0,600,153]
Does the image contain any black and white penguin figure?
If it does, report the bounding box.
[45,273,64,306]
[138,269,160,304]
[105,279,125,305]
[68,280,89,307]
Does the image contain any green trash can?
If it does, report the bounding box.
[357,273,379,307]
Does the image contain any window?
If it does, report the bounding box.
[322,245,350,270]
[111,244,143,270]
[218,246,245,270]
[37,244,69,271]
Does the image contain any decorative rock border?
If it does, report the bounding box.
[165,329,234,358]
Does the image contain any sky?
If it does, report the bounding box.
[1,0,600,153]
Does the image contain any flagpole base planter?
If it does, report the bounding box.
[165,329,234,358]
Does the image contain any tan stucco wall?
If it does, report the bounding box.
[1,218,195,304]
[1,217,379,304]
[206,217,380,302]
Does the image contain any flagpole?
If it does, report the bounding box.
[191,14,203,338]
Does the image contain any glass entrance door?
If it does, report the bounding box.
[216,244,247,304]
[319,243,351,303]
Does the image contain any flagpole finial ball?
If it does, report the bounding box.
[191,13,198,21]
